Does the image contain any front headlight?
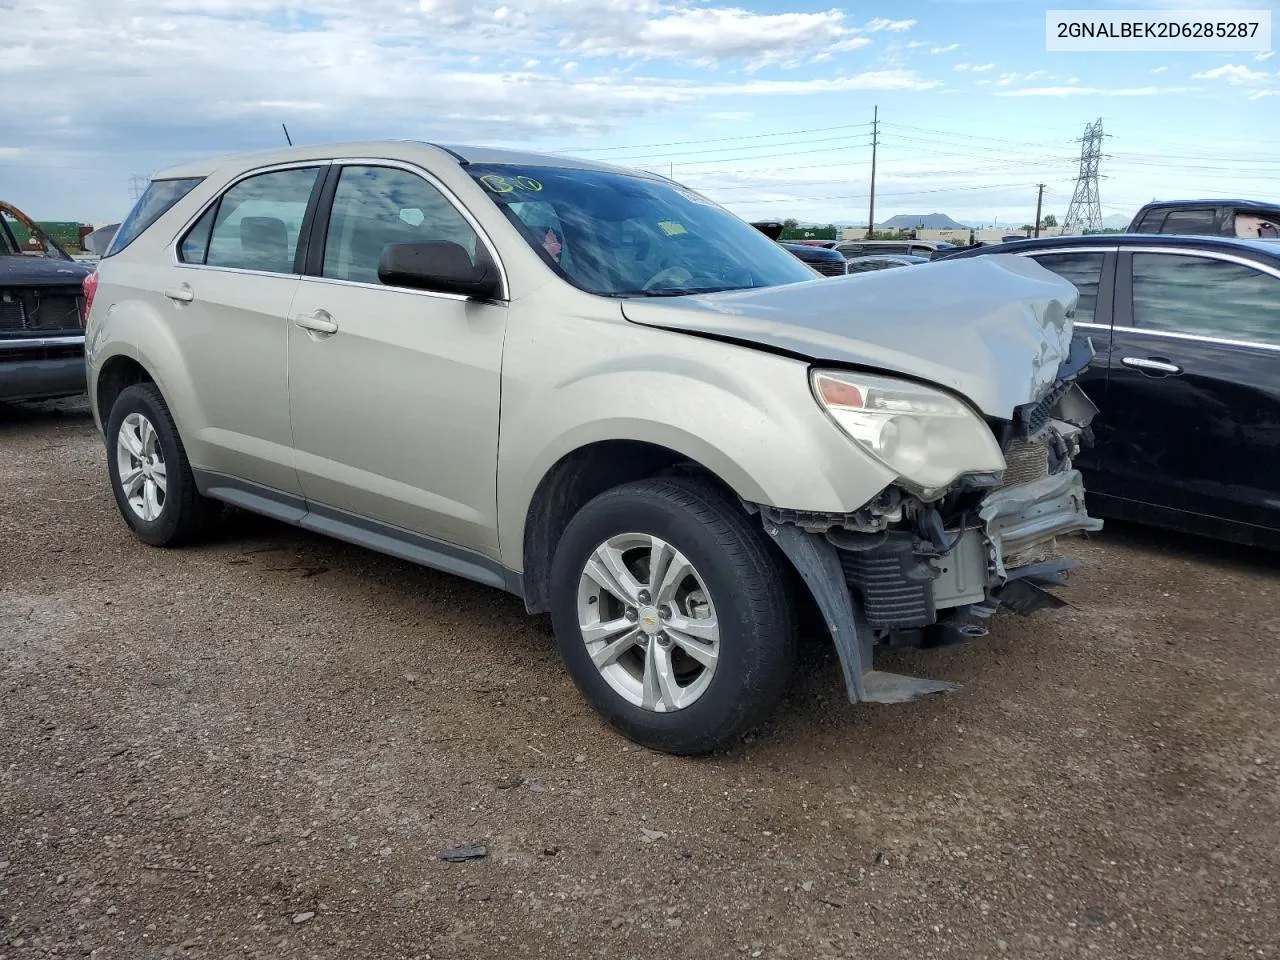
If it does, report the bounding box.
[811,369,1006,497]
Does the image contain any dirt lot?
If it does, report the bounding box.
[2,397,1278,960]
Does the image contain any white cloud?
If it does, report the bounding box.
[1150,65,1168,74]
[1248,89,1280,99]
[704,69,942,95]
[906,40,927,49]
[971,63,994,73]
[865,18,916,32]
[1257,51,1275,62]
[1193,64,1272,85]
[562,60,578,72]
[996,72,1017,86]
[931,43,960,54]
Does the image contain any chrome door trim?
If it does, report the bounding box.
[1018,246,1280,353]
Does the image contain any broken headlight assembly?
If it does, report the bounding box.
[811,369,1006,499]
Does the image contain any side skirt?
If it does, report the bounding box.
[193,470,523,597]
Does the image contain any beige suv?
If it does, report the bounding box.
[85,141,1101,754]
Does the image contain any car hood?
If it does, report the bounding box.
[620,254,1078,419]
[0,255,93,287]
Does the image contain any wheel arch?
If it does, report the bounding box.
[518,439,746,614]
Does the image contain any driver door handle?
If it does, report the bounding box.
[164,284,195,303]
[293,310,338,335]
[1121,356,1181,375]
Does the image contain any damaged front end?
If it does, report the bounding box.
[756,339,1102,705]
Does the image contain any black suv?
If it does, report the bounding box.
[1128,199,1280,239]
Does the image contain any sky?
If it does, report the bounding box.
[2,0,1277,228]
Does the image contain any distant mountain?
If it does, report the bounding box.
[1102,213,1132,229]
[879,213,969,230]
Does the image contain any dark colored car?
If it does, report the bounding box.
[749,222,847,277]
[1129,199,1280,239]
[1,201,94,402]
[845,254,930,274]
[836,239,958,260]
[941,234,1280,548]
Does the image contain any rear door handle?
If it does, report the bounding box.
[164,284,195,303]
[293,310,338,335]
[1121,356,1181,375]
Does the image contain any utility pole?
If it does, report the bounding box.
[1034,183,1045,237]
[866,105,878,239]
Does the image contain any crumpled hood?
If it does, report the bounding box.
[0,254,93,287]
[621,254,1079,419]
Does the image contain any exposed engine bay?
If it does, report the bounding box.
[755,339,1103,704]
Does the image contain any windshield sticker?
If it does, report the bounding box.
[480,174,543,195]
[657,221,687,237]
[542,227,562,262]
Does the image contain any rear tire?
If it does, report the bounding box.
[549,476,796,755]
[105,383,219,547]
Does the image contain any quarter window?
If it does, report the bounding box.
[190,167,320,273]
[1131,253,1280,347]
[1030,252,1105,324]
[322,166,482,286]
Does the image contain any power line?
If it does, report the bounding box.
[879,121,1073,150]
[556,121,874,156]
[600,132,875,165]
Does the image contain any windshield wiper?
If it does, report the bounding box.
[614,286,738,298]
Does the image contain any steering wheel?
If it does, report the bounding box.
[642,265,695,292]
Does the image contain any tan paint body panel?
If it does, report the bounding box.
[87,141,996,577]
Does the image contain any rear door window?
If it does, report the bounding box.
[1131,253,1280,347]
[106,177,204,256]
[191,167,320,273]
[1029,252,1106,324]
[1158,208,1217,235]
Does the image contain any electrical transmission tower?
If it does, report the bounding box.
[128,175,149,201]
[1062,118,1107,234]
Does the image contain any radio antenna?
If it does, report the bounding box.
[282,123,293,146]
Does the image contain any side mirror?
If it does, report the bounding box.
[377,241,501,300]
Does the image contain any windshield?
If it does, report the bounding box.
[0,202,72,261]
[467,164,817,296]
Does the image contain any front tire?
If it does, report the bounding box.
[105,383,219,547]
[549,477,797,755]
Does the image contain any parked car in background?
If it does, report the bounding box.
[84,223,121,257]
[1,201,94,402]
[750,222,848,276]
[1129,199,1280,239]
[845,254,930,274]
[941,234,1280,548]
[836,239,958,260]
[86,141,1099,754]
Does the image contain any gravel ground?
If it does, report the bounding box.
[3,397,1278,960]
